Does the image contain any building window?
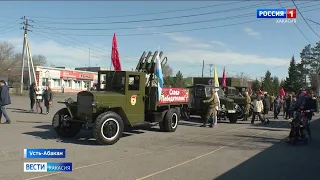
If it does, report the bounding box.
[74,80,81,89]
[64,80,71,88]
[53,79,61,87]
[42,78,48,86]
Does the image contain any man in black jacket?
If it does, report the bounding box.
[262,94,270,124]
[303,91,317,140]
[0,80,11,124]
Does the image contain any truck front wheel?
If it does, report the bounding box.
[160,108,179,132]
[52,108,82,138]
[93,111,124,145]
[228,113,238,124]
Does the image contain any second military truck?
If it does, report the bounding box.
[52,51,188,145]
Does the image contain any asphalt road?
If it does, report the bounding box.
[0,95,319,180]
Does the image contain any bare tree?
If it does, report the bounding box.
[0,41,19,77]
[32,55,47,66]
[162,64,173,77]
[0,41,48,83]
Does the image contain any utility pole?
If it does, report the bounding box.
[240,72,244,86]
[20,17,28,94]
[209,64,213,77]
[88,46,91,71]
[202,60,204,77]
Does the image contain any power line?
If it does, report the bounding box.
[27,1,245,20]
[306,18,320,26]
[29,4,320,37]
[292,0,320,39]
[30,2,278,25]
[32,1,318,32]
[32,13,254,31]
[277,0,313,44]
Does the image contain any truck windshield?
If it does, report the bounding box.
[217,89,224,96]
[99,71,125,93]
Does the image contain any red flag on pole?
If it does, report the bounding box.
[222,66,226,86]
[280,88,285,96]
[111,33,122,71]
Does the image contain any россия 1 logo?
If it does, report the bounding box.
[256,8,296,24]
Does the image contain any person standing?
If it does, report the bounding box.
[270,93,275,111]
[42,86,53,115]
[29,82,37,112]
[285,94,292,119]
[242,91,251,121]
[262,94,270,124]
[274,96,280,119]
[290,96,297,118]
[61,84,65,94]
[201,88,219,128]
[0,80,11,124]
[251,95,265,124]
[303,91,317,140]
[214,89,220,125]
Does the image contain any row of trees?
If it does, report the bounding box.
[247,41,320,95]
[0,41,48,84]
[283,42,320,93]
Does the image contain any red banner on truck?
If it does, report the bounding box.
[158,88,189,104]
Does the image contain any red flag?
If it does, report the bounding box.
[222,66,226,86]
[111,33,122,71]
[280,88,285,96]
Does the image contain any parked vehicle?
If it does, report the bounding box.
[52,51,189,145]
[181,84,239,123]
[222,86,254,119]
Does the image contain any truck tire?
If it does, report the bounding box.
[160,108,179,132]
[52,108,82,138]
[93,111,124,145]
[228,113,238,123]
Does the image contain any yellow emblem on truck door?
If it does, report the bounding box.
[131,95,137,105]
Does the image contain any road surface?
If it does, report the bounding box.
[0,95,319,180]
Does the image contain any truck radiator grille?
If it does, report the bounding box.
[77,91,93,120]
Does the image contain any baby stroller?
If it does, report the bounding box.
[287,110,308,145]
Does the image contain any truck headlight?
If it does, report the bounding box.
[92,101,97,107]
[221,105,225,109]
[66,98,74,104]
[234,104,238,109]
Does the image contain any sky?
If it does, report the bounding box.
[0,1,319,81]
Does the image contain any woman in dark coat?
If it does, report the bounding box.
[29,83,37,112]
[42,86,53,114]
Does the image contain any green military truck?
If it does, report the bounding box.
[52,51,189,145]
[223,86,254,119]
[181,84,239,123]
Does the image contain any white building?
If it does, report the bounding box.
[26,66,99,93]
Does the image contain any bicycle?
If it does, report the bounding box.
[35,99,43,114]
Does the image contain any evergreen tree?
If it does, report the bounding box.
[173,71,185,88]
[262,70,273,93]
[272,76,280,94]
[251,78,261,92]
[284,55,304,92]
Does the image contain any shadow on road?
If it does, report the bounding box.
[215,119,320,180]
[22,124,150,146]
[16,120,47,124]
